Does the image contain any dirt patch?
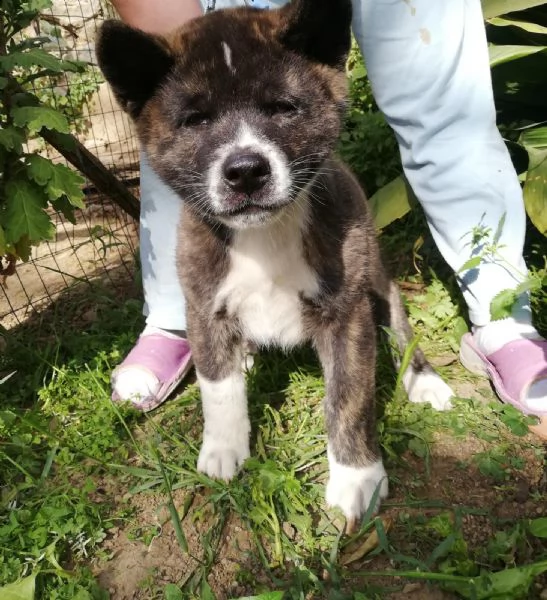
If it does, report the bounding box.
[95,490,260,600]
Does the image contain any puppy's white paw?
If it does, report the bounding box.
[326,454,388,524]
[404,369,454,411]
[197,436,250,481]
[196,371,250,481]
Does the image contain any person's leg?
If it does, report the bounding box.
[352,0,547,425]
[111,155,192,410]
[109,0,203,409]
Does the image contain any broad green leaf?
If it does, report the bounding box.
[458,256,482,274]
[369,175,416,230]
[0,76,8,89]
[200,580,216,600]
[529,517,547,538]
[51,195,78,224]
[488,16,547,34]
[489,44,547,67]
[0,48,73,73]
[474,561,547,599]
[490,288,518,320]
[5,179,55,243]
[481,0,547,19]
[46,163,85,205]
[25,154,54,186]
[11,106,70,134]
[15,236,32,262]
[0,128,25,153]
[0,573,36,600]
[520,127,547,235]
[520,126,547,150]
[163,584,183,600]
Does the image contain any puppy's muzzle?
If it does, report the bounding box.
[223,151,271,197]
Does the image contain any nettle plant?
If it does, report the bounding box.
[0,0,86,266]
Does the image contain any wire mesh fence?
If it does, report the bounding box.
[0,0,140,328]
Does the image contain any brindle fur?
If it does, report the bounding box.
[97,0,443,514]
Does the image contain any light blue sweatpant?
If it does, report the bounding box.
[140,0,528,331]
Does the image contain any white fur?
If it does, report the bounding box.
[326,447,389,520]
[222,41,235,74]
[197,371,251,481]
[208,122,291,216]
[403,368,454,411]
[214,202,319,348]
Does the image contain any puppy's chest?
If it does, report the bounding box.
[214,232,319,347]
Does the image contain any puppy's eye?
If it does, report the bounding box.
[262,100,299,117]
[179,112,211,127]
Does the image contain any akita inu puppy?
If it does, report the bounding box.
[97,0,453,526]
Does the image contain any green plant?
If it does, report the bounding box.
[338,43,401,195]
[365,0,547,238]
[33,67,102,134]
[0,0,86,264]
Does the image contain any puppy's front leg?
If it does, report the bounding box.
[187,308,250,481]
[196,369,250,481]
[315,301,388,527]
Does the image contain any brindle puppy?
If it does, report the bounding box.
[97,0,453,526]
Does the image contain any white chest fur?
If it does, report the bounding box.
[215,207,319,348]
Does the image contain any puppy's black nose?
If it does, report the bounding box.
[223,152,271,195]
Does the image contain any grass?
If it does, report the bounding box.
[1,214,546,599]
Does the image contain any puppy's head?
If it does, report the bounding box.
[97,0,352,229]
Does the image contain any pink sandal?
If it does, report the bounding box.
[460,333,547,440]
[111,334,193,411]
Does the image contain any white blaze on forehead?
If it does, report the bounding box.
[222,41,235,74]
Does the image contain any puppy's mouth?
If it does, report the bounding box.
[217,197,291,218]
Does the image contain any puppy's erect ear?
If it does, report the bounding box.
[279,0,352,69]
[96,20,174,118]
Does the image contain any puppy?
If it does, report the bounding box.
[97,0,453,526]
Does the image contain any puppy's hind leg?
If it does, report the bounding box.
[386,281,454,411]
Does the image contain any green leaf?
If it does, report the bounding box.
[528,517,547,538]
[489,44,547,67]
[5,179,55,243]
[0,574,36,600]
[51,195,77,224]
[481,0,547,19]
[25,154,54,186]
[520,127,547,235]
[490,288,518,320]
[0,77,8,89]
[369,175,416,230]
[458,256,482,274]
[200,580,216,600]
[0,225,7,255]
[520,126,547,151]
[0,128,25,153]
[11,106,70,134]
[163,584,183,600]
[0,48,76,73]
[46,163,85,205]
[488,16,547,35]
[473,561,547,599]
